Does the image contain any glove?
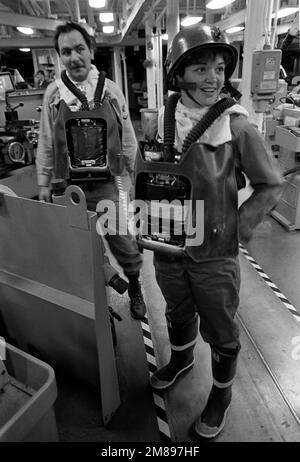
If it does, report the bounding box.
[38,185,51,202]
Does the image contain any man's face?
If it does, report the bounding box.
[58,29,91,82]
[178,53,226,107]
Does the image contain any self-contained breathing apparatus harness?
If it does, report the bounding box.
[53,69,125,184]
[61,69,106,111]
[135,94,237,255]
[163,93,236,162]
[163,92,245,188]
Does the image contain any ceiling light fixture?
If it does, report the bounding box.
[272,7,299,19]
[17,26,34,35]
[103,25,114,34]
[19,48,31,52]
[226,25,245,34]
[89,0,106,8]
[181,16,203,27]
[99,12,114,23]
[206,0,236,10]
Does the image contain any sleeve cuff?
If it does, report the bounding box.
[37,174,51,187]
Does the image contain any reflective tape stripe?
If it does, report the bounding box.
[213,378,235,389]
[171,339,197,351]
[239,244,300,324]
[141,314,172,441]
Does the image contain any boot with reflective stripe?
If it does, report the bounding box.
[150,316,198,390]
[195,345,240,439]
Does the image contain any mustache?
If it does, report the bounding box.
[69,64,85,70]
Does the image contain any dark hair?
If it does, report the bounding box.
[176,47,232,77]
[54,21,93,54]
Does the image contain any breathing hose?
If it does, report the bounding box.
[163,93,236,158]
[61,69,106,110]
[181,97,236,153]
[163,93,181,161]
[61,70,89,110]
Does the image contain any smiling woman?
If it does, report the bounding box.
[133,21,284,441]
[177,53,227,108]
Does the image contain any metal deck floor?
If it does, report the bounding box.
[40,172,300,442]
[52,229,300,442]
[2,122,300,442]
[139,246,300,442]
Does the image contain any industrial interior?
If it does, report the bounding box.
[0,0,300,444]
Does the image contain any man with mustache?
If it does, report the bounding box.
[36,22,146,320]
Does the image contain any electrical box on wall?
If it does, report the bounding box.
[251,49,282,112]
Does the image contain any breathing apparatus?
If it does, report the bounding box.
[134,24,241,258]
[53,69,125,184]
[52,69,129,297]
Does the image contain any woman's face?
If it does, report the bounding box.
[178,53,226,108]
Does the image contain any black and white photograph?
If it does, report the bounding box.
[0,0,300,450]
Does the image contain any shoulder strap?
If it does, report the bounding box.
[163,93,181,161]
[94,70,106,107]
[60,70,107,110]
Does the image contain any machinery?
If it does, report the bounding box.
[0,109,39,166]
[270,104,300,230]
[0,71,39,172]
[251,48,282,113]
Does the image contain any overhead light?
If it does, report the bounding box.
[19,48,31,52]
[17,27,34,35]
[226,25,245,34]
[99,12,114,23]
[206,0,236,10]
[181,16,203,27]
[272,7,299,19]
[89,0,106,7]
[161,33,168,41]
[103,25,114,34]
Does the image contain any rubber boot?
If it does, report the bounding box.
[195,345,240,439]
[150,316,198,390]
[127,273,146,320]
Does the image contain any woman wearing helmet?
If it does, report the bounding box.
[149,23,283,439]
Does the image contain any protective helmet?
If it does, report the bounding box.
[165,23,238,92]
